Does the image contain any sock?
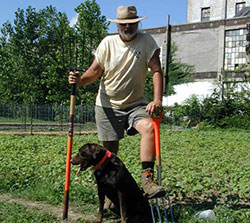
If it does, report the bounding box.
[142,161,154,170]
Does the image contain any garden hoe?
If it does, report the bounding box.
[149,112,174,223]
[63,35,84,220]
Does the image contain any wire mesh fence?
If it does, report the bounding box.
[0,103,196,135]
[0,104,97,134]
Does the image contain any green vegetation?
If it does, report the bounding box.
[0,0,195,106]
[0,129,249,222]
[0,0,109,106]
[145,42,194,102]
[0,1,249,222]
[0,202,60,223]
[165,83,250,130]
[165,42,195,96]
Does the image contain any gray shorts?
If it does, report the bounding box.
[95,104,151,141]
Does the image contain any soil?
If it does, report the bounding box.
[0,194,97,223]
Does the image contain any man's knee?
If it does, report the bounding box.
[135,118,154,135]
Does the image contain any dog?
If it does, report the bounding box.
[71,142,152,223]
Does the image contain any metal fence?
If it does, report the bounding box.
[0,104,96,134]
[0,103,193,135]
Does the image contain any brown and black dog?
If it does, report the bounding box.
[71,142,152,223]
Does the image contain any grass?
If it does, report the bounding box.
[0,128,250,222]
[0,202,60,223]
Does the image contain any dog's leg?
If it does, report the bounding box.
[97,188,105,223]
[118,191,127,223]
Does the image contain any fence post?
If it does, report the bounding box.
[23,104,27,132]
[79,102,83,135]
[30,103,33,135]
[60,103,63,131]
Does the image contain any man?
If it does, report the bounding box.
[68,5,165,199]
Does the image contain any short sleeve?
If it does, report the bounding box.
[94,37,109,70]
[145,34,160,65]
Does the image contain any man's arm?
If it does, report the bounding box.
[68,58,103,87]
[146,49,163,116]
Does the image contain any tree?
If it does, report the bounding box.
[0,22,14,102]
[166,42,194,96]
[0,1,109,105]
[144,42,194,102]
[0,6,71,104]
[73,0,109,105]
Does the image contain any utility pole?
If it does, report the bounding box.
[224,0,228,19]
[164,15,171,95]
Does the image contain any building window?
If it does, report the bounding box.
[201,7,210,22]
[236,2,246,15]
[224,29,247,70]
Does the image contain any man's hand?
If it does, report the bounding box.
[146,99,163,116]
[68,71,80,85]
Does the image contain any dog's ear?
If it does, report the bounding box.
[79,144,91,157]
[89,143,102,159]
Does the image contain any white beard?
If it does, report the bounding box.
[118,27,138,41]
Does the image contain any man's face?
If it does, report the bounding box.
[117,22,138,41]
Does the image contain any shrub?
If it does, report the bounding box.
[165,83,250,129]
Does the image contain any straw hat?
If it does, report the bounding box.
[107,6,147,24]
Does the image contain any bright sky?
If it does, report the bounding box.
[0,0,187,33]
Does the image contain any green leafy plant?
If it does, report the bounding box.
[0,1,109,105]
[0,129,249,221]
[165,83,250,129]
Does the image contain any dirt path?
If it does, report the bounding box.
[0,194,97,223]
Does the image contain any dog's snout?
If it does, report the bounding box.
[71,158,77,165]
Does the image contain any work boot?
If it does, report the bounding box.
[141,168,166,199]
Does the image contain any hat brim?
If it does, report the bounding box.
[107,16,147,24]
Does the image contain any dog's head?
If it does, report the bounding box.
[71,143,103,175]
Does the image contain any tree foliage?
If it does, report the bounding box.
[74,1,109,105]
[165,83,250,129]
[144,42,194,102]
[0,0,192,106]
[166,42,194,96]
[0,0,109,105]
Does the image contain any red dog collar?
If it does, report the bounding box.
[91,150,112,171]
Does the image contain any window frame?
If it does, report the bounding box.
[201,7,210,22]
[235,2,246,15]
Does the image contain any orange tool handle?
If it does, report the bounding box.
[152,111,163,185]
[152,112,163,162]
[63,84,76,219]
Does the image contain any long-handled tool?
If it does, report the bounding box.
[63,82,76,220]
[149,112,174,222]
[63,34,83,220]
